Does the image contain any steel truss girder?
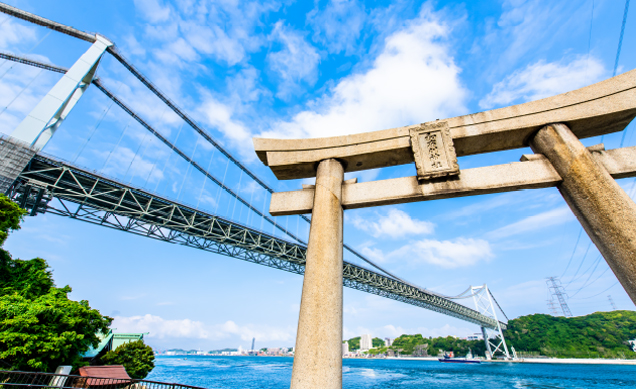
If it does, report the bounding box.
[10,155,502,329]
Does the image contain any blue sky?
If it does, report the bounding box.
[1,0,635,351]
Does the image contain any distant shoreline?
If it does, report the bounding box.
[386,356,636,365]
[157,355,636,365]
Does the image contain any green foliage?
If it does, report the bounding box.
[367,346,388,355]
[0,202,112,372]
[504,311,636,359]
[0,194,26,246]
[0,256,54,299]
[345,337,360,351]
[372,337,384,348]
[378,334,484,357]
[101,340,155,379]
[0,286,112,371]
[391,334,425,355]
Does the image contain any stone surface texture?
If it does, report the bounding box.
[530,123,636,304]
[269,145,636,216]
[409,121,459,180]
[253,69,636,180]
[290,159,344,389]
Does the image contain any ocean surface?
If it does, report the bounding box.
[147,355,636,388]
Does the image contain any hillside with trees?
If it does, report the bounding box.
[505,311,636,358]
[355,311,636,359]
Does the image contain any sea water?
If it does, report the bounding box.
[147,356,636,388]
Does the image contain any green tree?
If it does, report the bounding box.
[372,337,384,348]
[101,340,155,379]
[0,194,26,246]
[0,288,111,371]
[0,195,112,372]
[344,337,360,351]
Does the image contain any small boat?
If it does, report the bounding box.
[438,349,481,364]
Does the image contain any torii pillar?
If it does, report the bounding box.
[290,159,344,389]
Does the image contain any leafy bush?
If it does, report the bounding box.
[101,340,155,379]
[0,286,111,371]
[0,194,112,371]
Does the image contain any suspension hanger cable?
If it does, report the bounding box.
[0,30,51,81]
[196,147,216,210]
[177,138,200,201]
[0,67,44,117]
[101,116,133,171]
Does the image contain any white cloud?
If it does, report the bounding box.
[486,206,573,240]
[180,21,246,65]
[479,56,605,109]
[114,314,209,339]
[307,0,366,54]
[359,236,493,268]
[198,92,251,146]
[0,18,37,48]
[350,208,434,239]
[407,238,493,268]
[134,0,171,23]
[113,314,294,342]
[267,22,321,99]
[262,6,466,139]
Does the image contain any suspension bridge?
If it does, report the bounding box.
[0,1,509,356]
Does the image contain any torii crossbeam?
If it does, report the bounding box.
[253,69,636,389]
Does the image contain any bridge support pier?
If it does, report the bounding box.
[530,123,636,304]
[291,158,344,389]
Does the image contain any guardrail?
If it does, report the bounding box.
[0,370,206,389]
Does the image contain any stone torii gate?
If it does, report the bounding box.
[253,69,636,389]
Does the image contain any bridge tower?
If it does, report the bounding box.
[471,284,511,360]
[0,33,111,194]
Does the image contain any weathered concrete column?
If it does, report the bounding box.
[529,123,636,303]
[290,158,344,389]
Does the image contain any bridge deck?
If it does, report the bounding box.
[10,154,502,330]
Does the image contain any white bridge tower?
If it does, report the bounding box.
[471,284,512,360]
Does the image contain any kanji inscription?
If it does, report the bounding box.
[409,121,459,180]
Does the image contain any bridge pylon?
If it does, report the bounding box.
[11,35,112,150]
[470,285,512,360]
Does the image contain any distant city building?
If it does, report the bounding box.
[360,334,372,351]
[629,339,636,352]
[384,338,394,347]
[342,341,349,356]
[466,333,483,341]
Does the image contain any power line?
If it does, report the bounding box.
[574,281,619,300]
[613,0,631,77]
[561,228,582,278]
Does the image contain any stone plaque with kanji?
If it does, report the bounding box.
[409,121,459,180]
